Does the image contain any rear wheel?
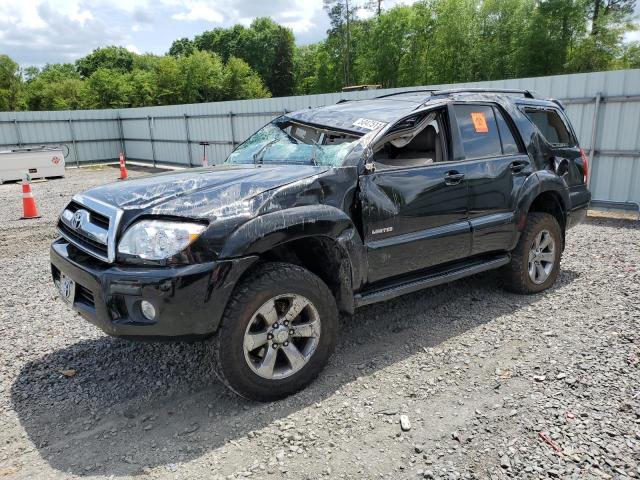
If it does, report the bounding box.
[502,212,562,294]
[213,262,338,401]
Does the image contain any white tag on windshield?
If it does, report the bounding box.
[352,118,386,131]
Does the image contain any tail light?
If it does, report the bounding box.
[580,148,589,184]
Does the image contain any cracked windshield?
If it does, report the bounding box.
[226,117,361,167]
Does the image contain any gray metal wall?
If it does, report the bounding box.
[1,69,638,206]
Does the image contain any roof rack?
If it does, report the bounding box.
[375,89,437,99]
[430,88,542,99]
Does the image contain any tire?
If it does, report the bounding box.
[213,262,338,401]
[502,212,562,294]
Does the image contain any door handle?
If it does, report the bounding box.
[444,170,465,185]
[510,160,529,173]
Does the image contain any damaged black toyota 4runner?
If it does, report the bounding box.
[51,88,590,401]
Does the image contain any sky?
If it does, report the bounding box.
[0,0,637,68]
[0,0,416,67]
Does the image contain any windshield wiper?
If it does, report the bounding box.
[253,139,278,165]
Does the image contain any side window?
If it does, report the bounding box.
[373,110,447,169]
[454,104,502,159]
[493,107,520,155]
[523,108,574,146]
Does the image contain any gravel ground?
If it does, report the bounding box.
[0,167,638,480]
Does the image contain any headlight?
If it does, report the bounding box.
[117,220,206,260]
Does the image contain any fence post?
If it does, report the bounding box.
[184,114,193,167]
[587,92,602,190]
[117,113,126,159]
[68,116,79,167]
[228,112,236,150]
[13,119,23,147]
[147,115,156,168]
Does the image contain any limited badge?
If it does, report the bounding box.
[470,112,489,133]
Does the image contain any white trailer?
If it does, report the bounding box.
[0,146,66,183]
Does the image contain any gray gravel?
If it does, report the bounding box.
[0,167,638,479]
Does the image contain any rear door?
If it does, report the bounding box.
[452,103,533,255]
[359,108,471,284]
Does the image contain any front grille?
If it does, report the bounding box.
[67,201,110,229]
[58,221,109,258]
[57,195,122,263]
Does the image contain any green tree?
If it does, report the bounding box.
[475,0,535,80]
[620,41,640,68]
[223,56,271,99]
[243,18,296,96]
[84,68,131,108]
[169,37,196,57]
[323,0,359,86]
[177,50,225,103]
[359,6,415,87]
[195,25,249,61]
[515,0,588,76]
[590,0,636,35]
[567,0,636,71]
[268,26,295,96]
[127,69,157,107]
[153,55,182,105]
[0,55,24,111]
[76,46,135,78]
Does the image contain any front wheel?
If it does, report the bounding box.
[502,212,562,294]
[213,262,338,401]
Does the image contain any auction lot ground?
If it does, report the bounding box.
[0,167,638,480]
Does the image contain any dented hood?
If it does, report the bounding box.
[82,163,328,217]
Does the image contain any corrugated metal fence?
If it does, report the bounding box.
[1,69,639,208]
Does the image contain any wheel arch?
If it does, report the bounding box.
[219,205,365,314]
[516,173,570,246]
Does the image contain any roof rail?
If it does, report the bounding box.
[376,89,437,99]
[431,88,542,99]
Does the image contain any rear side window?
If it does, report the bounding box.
[523,108,574,146]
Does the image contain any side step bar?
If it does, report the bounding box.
[354,254,510,308]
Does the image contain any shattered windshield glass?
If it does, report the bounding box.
[225,117,362,167]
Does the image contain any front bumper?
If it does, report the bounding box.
[50,239,257,339]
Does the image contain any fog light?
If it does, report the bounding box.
[140,301,156,321]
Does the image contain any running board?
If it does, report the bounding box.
[354,254,510,307]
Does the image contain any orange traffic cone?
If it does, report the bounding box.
[118,152,128,180]
[21,176,41,219]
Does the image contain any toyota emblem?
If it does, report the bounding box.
[71,211,84,230]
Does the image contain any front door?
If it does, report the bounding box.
[359,109,471,284]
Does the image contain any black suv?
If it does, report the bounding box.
[51,89,590,401]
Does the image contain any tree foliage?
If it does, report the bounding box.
[0,0,637,111]
[75,46,135,78]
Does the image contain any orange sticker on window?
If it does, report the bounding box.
[471,112,489,133]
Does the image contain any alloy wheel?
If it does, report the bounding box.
[528,229,556,284]
[243,294,321,380]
